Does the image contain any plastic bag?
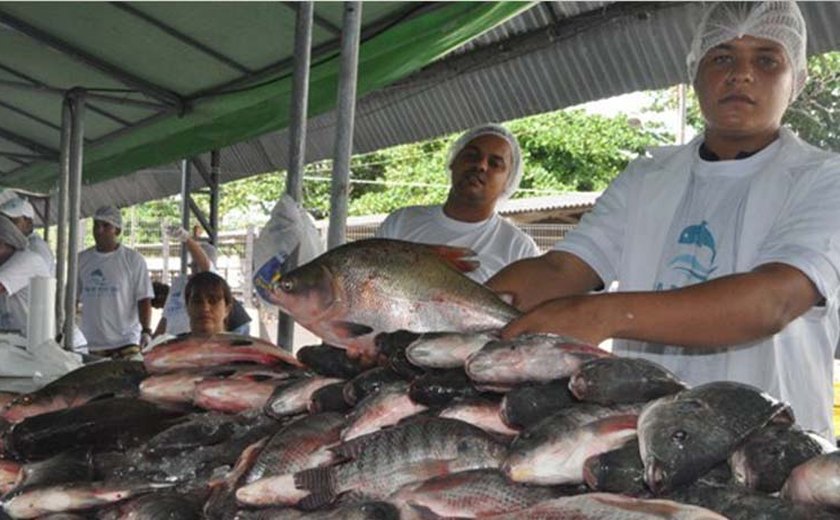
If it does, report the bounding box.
[0,333,82,380]
[253,194,324,305]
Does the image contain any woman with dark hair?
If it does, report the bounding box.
[184,271,233,336]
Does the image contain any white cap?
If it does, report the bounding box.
[447,123,523,204]
[686,1,808,101]
[93,206,122,229]
[0,197,34,220]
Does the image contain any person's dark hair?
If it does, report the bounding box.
[151,281,169,309]
[184,271,233,306]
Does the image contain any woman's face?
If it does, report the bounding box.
[187,286,231,336]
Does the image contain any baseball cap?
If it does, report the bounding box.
[0,197,34,220]
[93,206,122,229]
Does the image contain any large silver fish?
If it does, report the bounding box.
[257,239,519,360]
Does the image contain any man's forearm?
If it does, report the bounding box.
[597,263,820,348]
[138,299,152,331]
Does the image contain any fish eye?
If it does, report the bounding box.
[456,439,475,453]
[671,429,688,446]
[279,279,295,293]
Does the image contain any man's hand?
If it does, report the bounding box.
[139,328,152,349]
[500,294,610,345]
[165,224,191,243]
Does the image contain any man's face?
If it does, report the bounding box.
[449,134,512,207]
[92,220,120,250]
[7,216,32,237]
[694,35,793,139]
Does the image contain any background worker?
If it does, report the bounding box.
[376,123,539,283]
[0,195,55,276]
[487,1,840,439]
[77,206,153,358]
[0,216,49,337]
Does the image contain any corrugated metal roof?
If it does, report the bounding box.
[21,2,840,216]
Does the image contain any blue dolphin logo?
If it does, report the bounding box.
[678,221,717,263]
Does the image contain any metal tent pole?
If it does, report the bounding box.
[63,88,86,351]
[276,0,314,350]
[55,97,72,344]
[327,1,362,250]
[209,150,220,246]
[179,159,191,276]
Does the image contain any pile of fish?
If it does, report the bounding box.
[0,238,837,518]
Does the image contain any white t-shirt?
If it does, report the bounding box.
[375,205,540,283]
[0,250,49,335]
[555,130,840,436]
[77,245,153,351]
[28,234,55,277]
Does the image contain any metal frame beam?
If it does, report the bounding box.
[111,3,253,75]
[0,99,62,132]
[0,127,58,159]
[0,9,184,110]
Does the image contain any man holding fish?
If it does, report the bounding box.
[488,1,840,439]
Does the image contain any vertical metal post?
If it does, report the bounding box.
[677,83,687,145]
[277,0,314,349]
[243,225,254,303]
[63,88,86,351]
[161,222,170,285]
[180,159,191,276]
[129,205,137,247]
[43,198,50,242]
[210,150,220,246]
[55,99,72,338]
[327,1,362,249]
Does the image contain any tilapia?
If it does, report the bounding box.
[308,383,351,414]
[781,451,840,507]
[296,344,369,379]
[500,378,577,429]
[257,239,519,359]
[405,332,496,369]
[245,413,346,483]
[343,367,405,406]
[583,438,648,496]
[504,414,638,485]
[390,468,564,518]
[438,397,519,438]
[11,449,95,494]
[669,482,840,520]
[0,459,21,495]
[234,502,400,519]
[193,373,299,414]
[637,381,793,494]
[569,357,687,405]
[98,492,202,520]
[482,493,727,519]
[2,361,147,423]
[465,333,611,385]
[341,381,427,441]
[730,424,835,493]
[236,417,506,509]
[263,376,344,418]
[408,369,479,407]
[143,334,302,374]
[2,481,173,519]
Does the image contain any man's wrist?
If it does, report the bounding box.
[141,327,152,334]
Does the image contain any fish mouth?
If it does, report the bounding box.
[644,459,667,494]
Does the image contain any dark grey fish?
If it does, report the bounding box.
[500,378,577,429]
[296,344,369,379]
[408,369,478,407]
[308,382,351,414]
[143,412,245,458]
[374,330,422,358]
[11,449,94,494]
[234,501,399,519]
[638,382,793,494]
[98,492,201,520]
[668,483,839,520]
[569,357,687,405]
[2,361,147,423]
[343,367,405,406]
[4,398,179,461]
[583,438,648,496]
[730,424,835,493]
[781,451,840,508]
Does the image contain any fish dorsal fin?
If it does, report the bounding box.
[425,244,480,273]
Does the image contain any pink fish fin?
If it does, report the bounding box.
[597,414,639,433]
[407,503,449,519]
[294,466,337,510]
[332,321,374,339]
[425,244,480,273]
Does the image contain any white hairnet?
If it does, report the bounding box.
[686,1,807,101]
[447,123,523,203]
[93,205,123,229]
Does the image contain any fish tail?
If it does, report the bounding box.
[294,467,337,510]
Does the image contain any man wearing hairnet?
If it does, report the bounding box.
[488,1,840,439]
[0,195,55,276]
[0,216,49,336]
[376,123,539,283]
[77,206,153,357]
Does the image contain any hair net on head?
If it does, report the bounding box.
[686,1,807,101]
[447,123,523,203]
[0,216,27,251]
